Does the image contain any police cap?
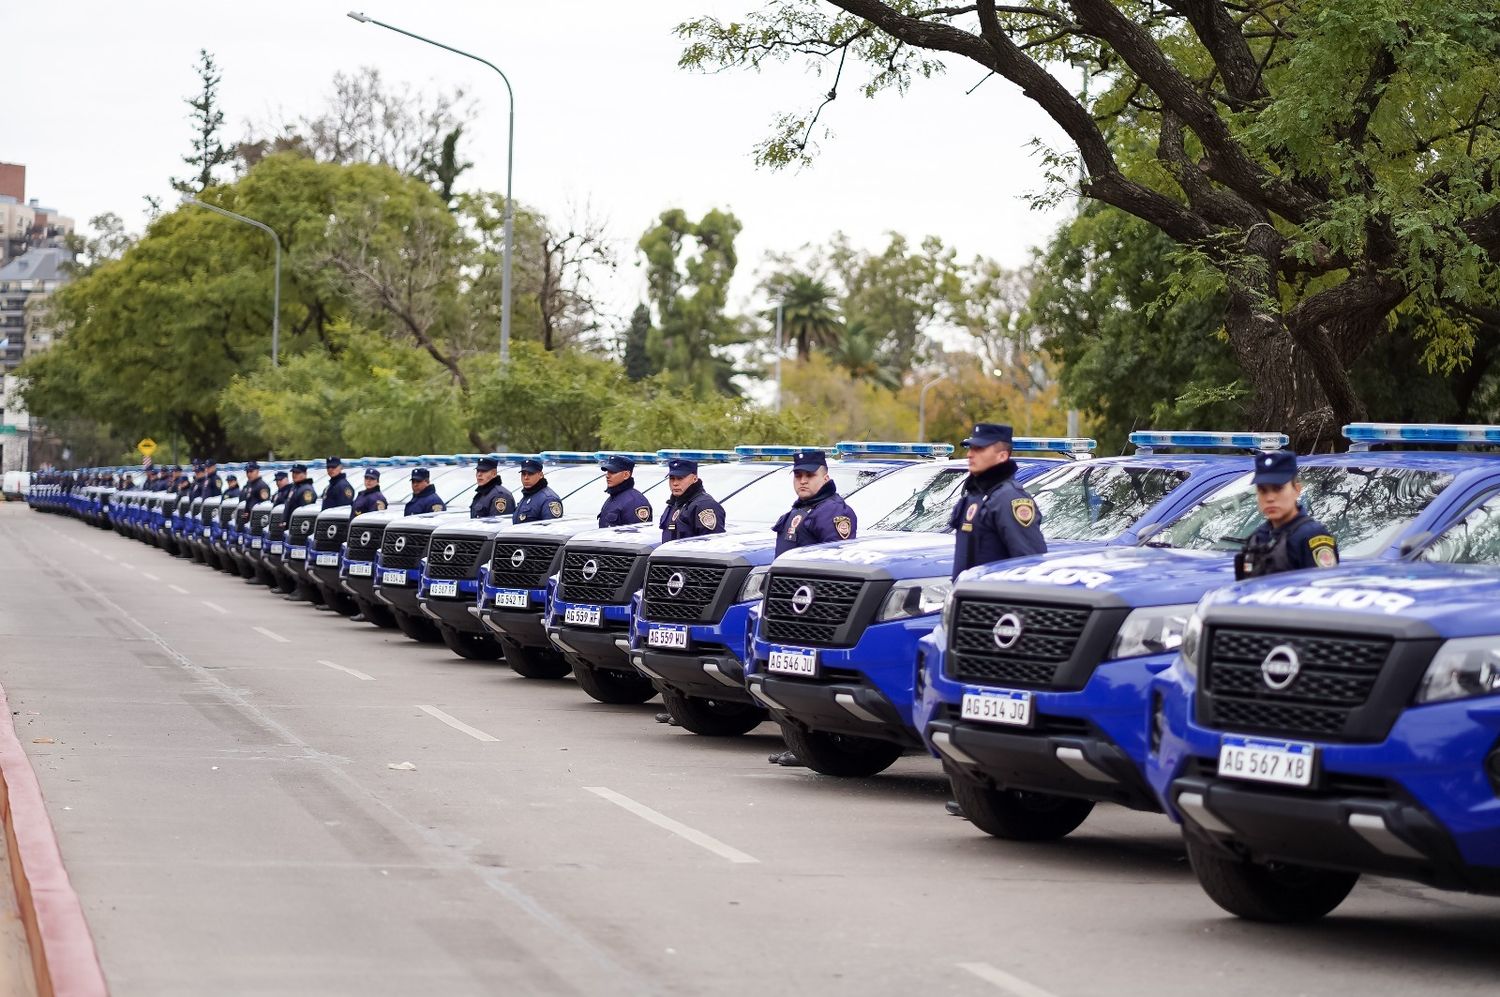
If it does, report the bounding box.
[599,454,635,473]
[1252,449,1298,486]
[963,423,1014,448]
[245,460,260,471]
[290,463,308,474]
[325,456,342,471]
[666,458,699,478]
[364,466,380,481]
[204,457,218,468]
[226,474,238,484]
[476,456,499,473]
[791,449,828,473]
[274,471,289,481]
[411,467,431,482]
[519,458,544,474]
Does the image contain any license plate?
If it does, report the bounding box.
[349,563,372,577]
[564,605,602,627]
[251,538,263,550]
[492,589,529,609]
[429,579,459,598]
[647,625,688,649]
[960,690,1034,727]
[270,542,283,555]
[1218,735,1316,788]
[290,548,306,560]
[767,645,818,677]
[315,552,339,567]
[381,570,407,586]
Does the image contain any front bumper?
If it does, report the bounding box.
[417,576,484,633]
[373,562,422,612]
[629,600,755,702]
[546,600,635,673]
[477,587,550,648]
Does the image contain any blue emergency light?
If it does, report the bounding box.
[1343,423,1500,448]
[656,449,741,463]
[595,451,660,464]
[486,452,533,465]
[833,441,955,459]
[733,445,826,460]
[1129,431,1288,453]
[1010,437,1097,455]
[418,454,463,465]
[539,451,601,464]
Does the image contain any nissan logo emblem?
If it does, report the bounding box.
[326,524,337,537]
[992,613,1023,649]
[582,558,599,580]
[1261,644,1301,691]
[790,585,815,614]
[443,543,457,561]
[394,536,407,552]
[359,531,371,546]
[666,571,686,596]
[510,549,526,568]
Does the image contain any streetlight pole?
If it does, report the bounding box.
[183,196,281,368]
[918,372,949,442]
[347,11,515,364]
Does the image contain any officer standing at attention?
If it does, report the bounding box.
[188,462,205,499]
[223,474,241,500]
[659,458,726,541]
[513,458,563,523]
[470,456,515,519]
[322,457,355,509]
[352,467,388,513]
[272,470,292,505]
[283,464,318,518]
[241,461,272,507]
[597,455,652,527]
[202,459,223,498]
[773,449,857,555]
[950,423,1047,578]
[405,468,446,514]
[1236,450,1339,579]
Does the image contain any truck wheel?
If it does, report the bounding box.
[948,774,1094,841]
[503,642,572,680]
[1185,834,1357,922]
[778,724,902,777]
[661,688,765,737]
[392,609,441,643]
[573,662,657,704]
[439,625,504,661]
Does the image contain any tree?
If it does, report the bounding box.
[827,319,901,390]
[680,2,1500,445]
[419,125,474,207]
[63,213,135,277]
[765,272,843,359]
[623,303,655,380]
[599,376,818,448]
[171,50,234,194]
[465,342,625,452]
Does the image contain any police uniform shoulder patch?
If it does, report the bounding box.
[376,500,386,511]
[547,500,563,516]
[302,488,314,502]
[494,497,509,513]
[1011,498,1037,528]
[1309,534,1338,568]
[433,503,444,512]
[698,508,717,530]
[833,515,852,539]
[788,513,805,539]
[636,505,651,522]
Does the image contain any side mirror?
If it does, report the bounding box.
[1398,531,1432,559]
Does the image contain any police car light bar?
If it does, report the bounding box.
[733,445,826,459]
[1343,423,1500,447]
[595,451,661,464]
[418,454,464,465]
[539,451,600,464]
[1129,431,1288,452]
[656,449,741,463]
[1008,437,1098,455]
[833,441,955,459]
[486,452,533,465]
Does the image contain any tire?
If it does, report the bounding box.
[777,723,903,777]
[660,688,765,737]
[573,661,657,704]
[502,642,572,680]
[1185,833,1357,922]
[439,625,504,661]
[393,609,441,643]
[948,773,1095,841]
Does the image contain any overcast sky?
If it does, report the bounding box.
[11,0,1073,326]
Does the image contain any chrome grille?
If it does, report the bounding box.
[488,542,562,590]
[946,599,1091,688]
[641,563,730,624]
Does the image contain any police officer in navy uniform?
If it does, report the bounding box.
[773,449,857,555]
[223,474,241,500]
[202,459,223,498]
[470,456,515,519]
[659,458,726,542]
[283,464,318,518]
[241,461,272,507]
[950,423,1047,578]
[272,470,292,505]
[404,468,446,515]
[513,458,564,524]
[597,455,652,527]
[322,457,355,509]
[352,467,388,514]
[1236,449,1340,579]
[188,461,205,499]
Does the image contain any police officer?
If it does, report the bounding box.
[322,457,355,509]
[1236,450,1339,579]
[241,461,273,507]
[950,423,1047,578]
[223,474,241,500]
[470,456,515,519]
[202,459,223,498]
[352,467,388,514]
[405,468,446,514]
[597,455,652,527]
[188,461,205,499]
[659,458,726,541]
[513,458,563,524]
[283,464,318,518]
[773,449,857,555]
[272,470,292,505]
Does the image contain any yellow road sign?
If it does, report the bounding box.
[137,438,158,457]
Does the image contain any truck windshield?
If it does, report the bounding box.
[1153,466,1455,557]
[1025,462,1191,542]
[871,466,973,532]
[1419,491,1500,564]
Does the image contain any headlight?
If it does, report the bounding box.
[1179,612,1205,677]
[1108,604,1196,661]
[739,566,770,603]
[1416,637,1500,704]
[877,576,952,623]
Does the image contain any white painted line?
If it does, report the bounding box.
[101,552,117,563]
[141,572,160,582]
[253,626,289,644]
[417,705,499,742]
[584,787,759,865]
[201,600,228,615]
[168,584,189,595]
[319,659,374,681]
[958,963,1061,997]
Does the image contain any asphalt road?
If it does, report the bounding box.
[2,503,1497,997]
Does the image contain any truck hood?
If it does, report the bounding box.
[956,546,1234,608]
[383,510,472,534]
[488,515,598,543]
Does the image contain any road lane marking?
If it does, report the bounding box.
[201,600,228,615]
[584,787,759,865]
[417,705,498,742]
[101,552,116,562]
[168,584,189,595]
[958,963,1060,997]
[141,572,160,581]
[253,626,289,644]
[320,659,374,681]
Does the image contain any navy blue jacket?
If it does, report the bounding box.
[351,487,388,514]
[283,479,319,518]
[241,477,273,507]
[1240,510,1339,576]
[949,460,1047,578]
[223,485,241,500]
[405,487,446,515]
[202,474,222,498]
[660,480,726,542]
[470,479,515,519]
[514,480,563,524]
[774,480,857,556]
[322,472,355,510]
[273,483,294,506]
[599,477,652,528]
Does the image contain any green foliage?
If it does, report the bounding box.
[766,273,843,359]
[623,303,655,381]
[172,49,234,195]
[465,342,625,452]
[598,377,817,449]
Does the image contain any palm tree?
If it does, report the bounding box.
[775,274,843,360]
[830,320,902,390]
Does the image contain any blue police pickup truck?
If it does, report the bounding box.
[921,424,1500,844]
[1148,423,1500,922]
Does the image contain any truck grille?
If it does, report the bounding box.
[313,519,351,553]
[488,541,562,590]
[380,529,429,570]
[762,574,869,648]
[560,550,640,605]
[290,510,318,547]
[1200,627,1393,740]
[425,536,487,579]
[346,523,385,561]
[946,599,1092,687]
[641,563,730,624]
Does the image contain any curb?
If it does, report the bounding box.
[0,685,108,997]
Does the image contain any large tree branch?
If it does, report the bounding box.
[1165,0,1269,106]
